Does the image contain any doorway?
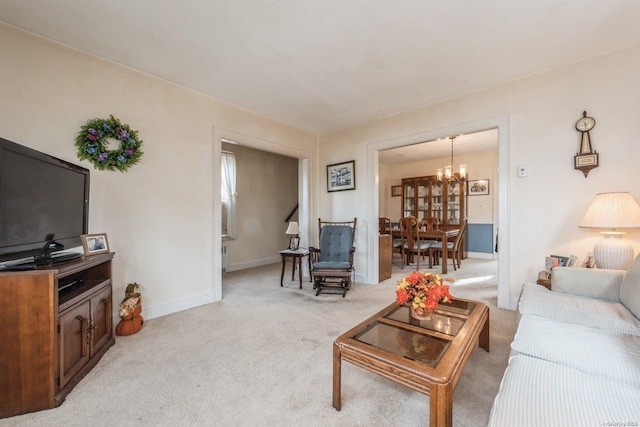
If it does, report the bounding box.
[212,127,314,302]
[366,115,510,309]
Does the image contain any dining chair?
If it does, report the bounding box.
[419,216,439,232]
[399,216,432,270]
[378,217,391,234]
[428,218,468,271]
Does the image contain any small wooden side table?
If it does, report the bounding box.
[279,249,310,289]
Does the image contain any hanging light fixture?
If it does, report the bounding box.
[436,136,466,181]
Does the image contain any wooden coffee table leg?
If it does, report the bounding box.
[298,256,303,289]
[332,343,342,411]
[479,310,490,352]
[430,384,453,427]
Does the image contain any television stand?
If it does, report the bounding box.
[0,252,115,418]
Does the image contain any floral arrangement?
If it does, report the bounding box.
[75,115,143,172]
[396,271,454,317]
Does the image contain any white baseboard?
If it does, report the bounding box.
[112,291,217,324]
[466,252,496,260]
[226,256,281,272]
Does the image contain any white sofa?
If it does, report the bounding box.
[488,256,640,426]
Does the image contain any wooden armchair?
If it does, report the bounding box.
[309,218,357,297]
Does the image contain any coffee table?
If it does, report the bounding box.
[333,298,489,427]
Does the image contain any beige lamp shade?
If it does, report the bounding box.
[579,192,640,230]
[285,221,300,235]
[579,192,640,270]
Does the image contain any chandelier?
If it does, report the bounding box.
[436,136,466,182]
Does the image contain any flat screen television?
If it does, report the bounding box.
[0,137,89,268]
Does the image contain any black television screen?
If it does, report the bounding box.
[0,137,89,264]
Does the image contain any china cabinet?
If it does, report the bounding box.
[401,174,466,228]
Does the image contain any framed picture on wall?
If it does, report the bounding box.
[391,185,402,197]
[468,179,489,196]
[327,160,356,192]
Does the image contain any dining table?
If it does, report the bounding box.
[391,227,459,274]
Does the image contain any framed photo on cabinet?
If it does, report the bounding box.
[81,233,110,256]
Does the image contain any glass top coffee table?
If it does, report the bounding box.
[333,298,489,427]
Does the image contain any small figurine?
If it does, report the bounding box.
[116,283,143,336]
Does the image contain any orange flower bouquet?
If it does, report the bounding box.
[396,271,454,318]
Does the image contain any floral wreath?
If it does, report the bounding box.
[75,115,143,172]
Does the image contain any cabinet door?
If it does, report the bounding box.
[90,285,113,357]
[446,181,462,225]
[402,182,415,218]
[416,181,429,220]
[58,300,90,388]
[430,180,444,224]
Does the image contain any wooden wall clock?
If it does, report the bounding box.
[574,111,599,177]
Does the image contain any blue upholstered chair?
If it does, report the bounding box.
[309,218,356,297]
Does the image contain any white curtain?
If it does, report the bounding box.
[221,151,237,239]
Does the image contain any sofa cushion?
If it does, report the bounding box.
[518,282,640,335]
[488,355,640,427]
[620,254,640,320]
[551,267,624,302]
[511,314,640,387]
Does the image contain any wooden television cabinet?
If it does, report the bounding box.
[0,252,115,418]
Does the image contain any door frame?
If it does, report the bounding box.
[366,114,510,309]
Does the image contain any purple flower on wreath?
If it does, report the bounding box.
[98,152,108,162]
[102,123,111,132]
[117,155,127,163]
[117,129,129,141]
[124,148,135,156]
[88,128,98,136]
[86,134,97,141]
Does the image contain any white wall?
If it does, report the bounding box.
[319,45,640,309]
[0,24,317,319]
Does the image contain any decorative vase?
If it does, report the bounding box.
[410,307,433,321]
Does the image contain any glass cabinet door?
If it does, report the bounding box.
[447,181,461,224]
[417,181,429,220]
[430,180,443,224]
[403,183,414,218]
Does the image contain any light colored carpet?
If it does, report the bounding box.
[1,258,516,427]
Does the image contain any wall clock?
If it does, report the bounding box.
[574,111,599,177]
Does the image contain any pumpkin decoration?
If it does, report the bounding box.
[116,283,144,336]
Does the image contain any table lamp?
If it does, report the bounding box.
[285,221,300,249]
[579,192,640,270]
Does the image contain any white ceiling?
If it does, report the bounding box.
[378,128,498,164]
[1,1,639,135]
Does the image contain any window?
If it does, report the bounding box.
[221,150,236,239]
